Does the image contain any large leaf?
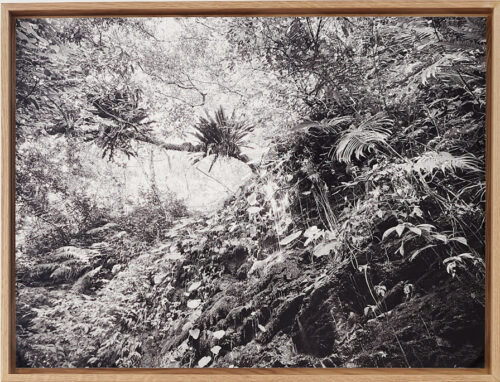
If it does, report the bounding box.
[213,330,225,339]
[279,230,302,246]
[197,356,212,368]
[187,299,201,309]
[313,241,339,258]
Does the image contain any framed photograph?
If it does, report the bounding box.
[2,1,499,381]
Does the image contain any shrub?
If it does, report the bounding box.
[118,188,187,242]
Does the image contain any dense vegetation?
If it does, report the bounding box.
[16,16,485,368]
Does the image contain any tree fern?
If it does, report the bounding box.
[334,113,392,163]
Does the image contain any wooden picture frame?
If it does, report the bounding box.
[1,1,499,381]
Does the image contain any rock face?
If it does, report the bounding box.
[128,197,483,369]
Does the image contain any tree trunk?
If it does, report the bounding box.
[134,134,256,171]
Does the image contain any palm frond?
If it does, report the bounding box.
[334,113,392,163]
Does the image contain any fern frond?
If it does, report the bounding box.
[412,151,481,175]
[334,113,392,163]
[193,106,254,163]
[50,259,89,282]
[420,53,468,85]
[31,263,58,280]
[50,265,74,282]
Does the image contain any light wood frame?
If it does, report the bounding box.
[1,1,499,381]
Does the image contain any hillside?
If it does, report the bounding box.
[17,154,485,367]
[15,16,486,368]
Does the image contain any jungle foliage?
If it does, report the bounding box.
[16,16,486,368]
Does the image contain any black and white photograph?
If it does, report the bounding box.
[15,16,486,368]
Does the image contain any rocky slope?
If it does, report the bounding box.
[16,179,484,368]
